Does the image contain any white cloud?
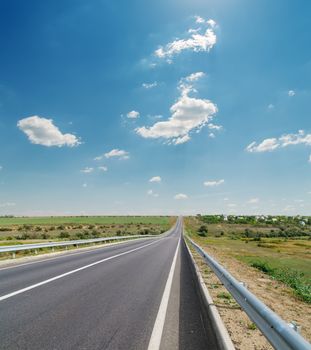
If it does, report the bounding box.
[194,15,205,24]
[142,82,157,89]
[0,166,2,171]
[206,19,217,28]
[17,116,80,147]
[174,193,188,200]
[268,104,275,109]
[174,134,191,144]
[149,176,161,183]
[223,197,229,201]
[209,133,215,138]
[105,149,129,159]
[127,110,140,119]
[309,155,311,163]
[136,72,217,145]
[246,130,311,155]
[248,198,259,204]
[147,189,159,197]
[208,123,222,130]
[82,183,87,188]
[80,167,94,174]
[154,17,216,60]
[288,90,295,97]
[98,166,108,172]
[203,179,224,187]
[185,71,205,82]
[246,138,279,153]
[95,149,130,161]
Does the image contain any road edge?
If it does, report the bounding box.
[183,236,236,350]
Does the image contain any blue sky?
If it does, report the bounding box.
[0,0,310,216]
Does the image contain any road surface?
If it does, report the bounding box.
[0,218,218,349]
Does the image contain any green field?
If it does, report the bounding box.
[185,216,311,302]
[0,216,174,259]
[0,216,170,226]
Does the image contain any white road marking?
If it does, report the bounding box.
[0,239,160,302]
[0,237,154,271]
[148,237,180,350]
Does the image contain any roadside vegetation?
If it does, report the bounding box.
[0,216,173,260]
[185,215,311,303]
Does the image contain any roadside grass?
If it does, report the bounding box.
[249,260,311,303]
[184,216,311,303]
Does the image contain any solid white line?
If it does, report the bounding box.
[0,236,154,271]
[147,238,180,350]
[0,239,159,302]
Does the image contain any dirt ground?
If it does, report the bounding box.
[190,244,311,349]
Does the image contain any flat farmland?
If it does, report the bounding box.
[0,216,174,259]
[0,216,170,226]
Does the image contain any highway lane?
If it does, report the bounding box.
[0,218,218,349]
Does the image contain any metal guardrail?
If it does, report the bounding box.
[186,236,311,350]
[0,235,155,257]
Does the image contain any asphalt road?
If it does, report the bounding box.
[0,218,218,350]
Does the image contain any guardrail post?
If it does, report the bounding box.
[52,247,55,252]
[12,252,16,259]
[35,249,38,254]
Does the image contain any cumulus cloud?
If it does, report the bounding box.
[309,155,311,163]
[194,15,205,24]
[208,123,222,130]
[288,90,295,97]
[127,110,140,119]
[185,72,205,82]
[0,166,2,171]
[136,72,217,145]
[98,166,108,172]
[80,167,94,174]
[82,183,87,188]
[246,130,311,156]
[149,176,161,183]
[154,16,216,60]
[174,193,188,200]
[17,116,80,147]
[246,138,279,153]
[268,104,275,110]
[95,149,130,160]
[203,179,224,187]
[142,82,158,89]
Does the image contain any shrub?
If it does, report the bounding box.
[197,225,208,237]
[59,231,70,239]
